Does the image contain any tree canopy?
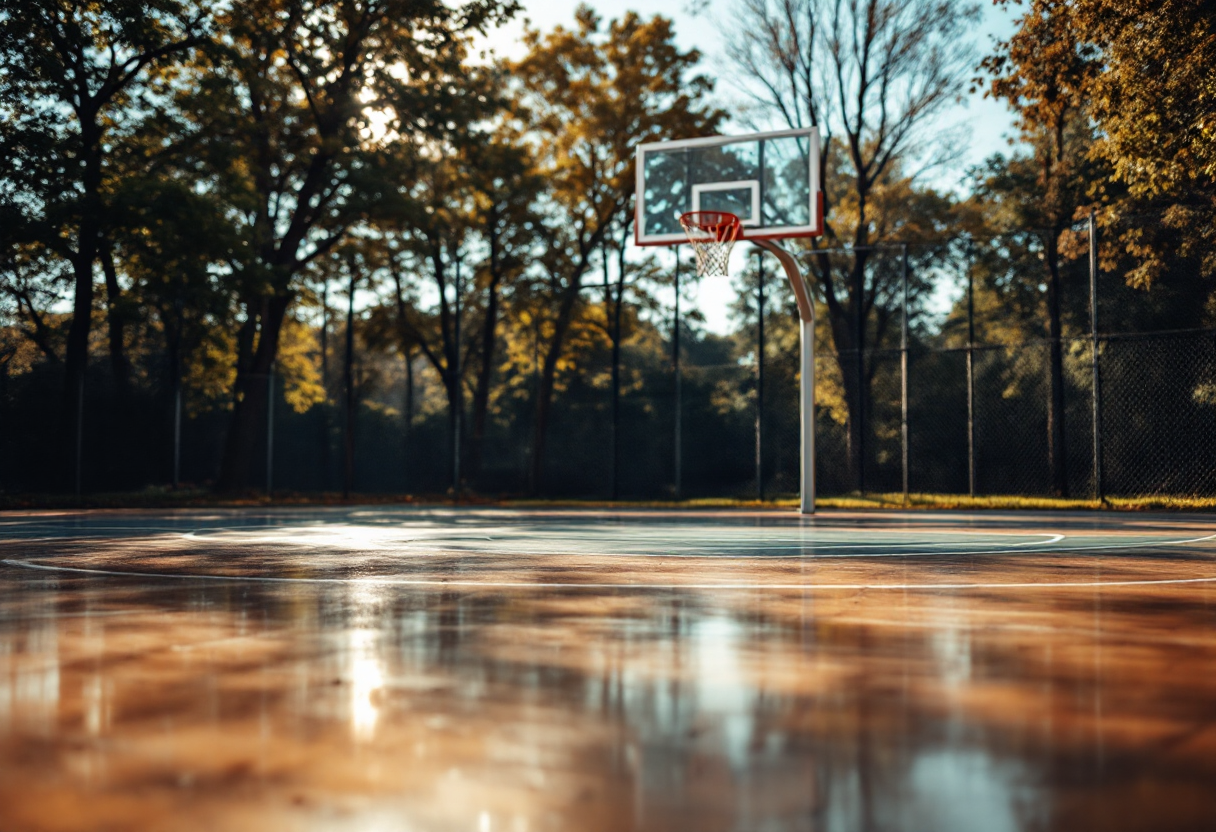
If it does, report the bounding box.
[0,0,1212,499]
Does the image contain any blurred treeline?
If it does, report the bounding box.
[1,0,1213,498]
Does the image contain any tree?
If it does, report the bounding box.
[462,137,543,481]
[0,0,210,485]
[353,56,533,491]
[170,0,517,490]
[726,0,978,488]
[1072,0,1216,288]
[111,172,239,481]
[978,0,1105,496]
[381,155,477,491]
[512,6,723,493]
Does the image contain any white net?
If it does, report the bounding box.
[680,212,741,277]
[687,238,738,277]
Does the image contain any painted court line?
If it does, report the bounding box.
[157,528,1216,558]
[173,529,1069,555]
[5,530,1216,560]
[6,558,1216,592]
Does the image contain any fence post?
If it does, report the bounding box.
[75,372,84,496]
[901,244,910,503]
[612,247,623,501]
[266,365,274,495]
[673,246,682,499]
[856,263,865,494]
[403,348,413,491]
[756,249,765,501]
[172,357,182,490]
[603,242,617,501]
[343,264,356,500]
[453,251,462,494]
[1089,210,1104,501]
[966,257,976,497]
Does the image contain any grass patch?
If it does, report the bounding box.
[808,493,1216,511]
[3,489,1216,513]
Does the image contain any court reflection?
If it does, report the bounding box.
[1,555,1215,832]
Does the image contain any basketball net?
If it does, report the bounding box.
[680,211,742,277]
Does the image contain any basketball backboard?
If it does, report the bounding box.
[634,127,822,246]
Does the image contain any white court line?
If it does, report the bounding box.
[4,525,1211,559]
[375,532,1070,553]
[5,557,1216,591]
[3,527,1071,557]
[7,530,1216,559]
[173,529,1068,553]
[165,529,1216,559]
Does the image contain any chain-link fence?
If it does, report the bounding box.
[2,218,1214,500]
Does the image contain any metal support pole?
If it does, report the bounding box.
[1089,210,1104,501]
[75,372,84,496]
[673,246,682,499]
[319,283,331,491]
[173,379,182,489]
[800,318,815,513]
[453,251,462,494]
[404,349,414,491]
[755,250,765,502]
[266,365,274,495]
[755,239,815,514]
[900,245,910,503]
[966,261,976,497]
[612,251,623,501]
[856,271,865,494]
[171,299,183,490]
[343,266,356,500]
[603,242,616,500]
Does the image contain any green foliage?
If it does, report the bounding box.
[3,0,1214,501]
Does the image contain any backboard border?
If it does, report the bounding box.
[634,127,822,247]
[691,180,761,227]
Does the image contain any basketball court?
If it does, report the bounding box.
[2,506,1216,831]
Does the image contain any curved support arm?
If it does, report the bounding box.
[754,239,814,324]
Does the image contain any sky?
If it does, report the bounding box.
[478,0,1023,334]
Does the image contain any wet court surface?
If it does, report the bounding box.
[1,508,1215,831]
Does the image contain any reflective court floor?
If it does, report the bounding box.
[2,507,1216,832]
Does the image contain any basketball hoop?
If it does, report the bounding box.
[638,129,823,514]
[679,211,742,277]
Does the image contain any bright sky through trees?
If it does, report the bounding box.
[478,0,1018,333]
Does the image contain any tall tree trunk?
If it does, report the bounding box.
[849,253,868,492]
[217,294,291,491]
[421,241,463,482]
[815,249,869,494]
[100,242,131,397]
[529,348,557,496]
[61,131,104,490]
[62,248,95,491]
[528,275,585,495]
[469,215,504,483]
[1045,235,1069,497]
[469,273,501,482]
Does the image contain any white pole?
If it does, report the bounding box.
[800,317,815,514]
[754,239,815,515]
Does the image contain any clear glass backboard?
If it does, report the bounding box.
[634,128,822,246]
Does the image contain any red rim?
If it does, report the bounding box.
[679,211,742,243]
